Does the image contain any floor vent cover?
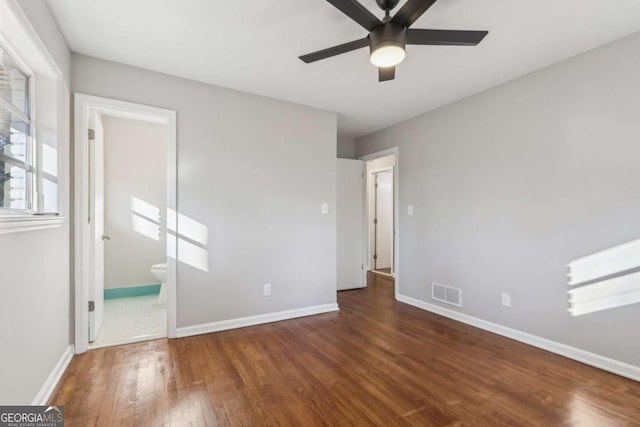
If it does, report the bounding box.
[432,283,462,307]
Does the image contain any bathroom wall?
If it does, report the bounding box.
[102,115,167,288]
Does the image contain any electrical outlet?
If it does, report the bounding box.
[264,283,272,297]
[501,292,511,307]
[321,203,329,214]
[408,205,414,216]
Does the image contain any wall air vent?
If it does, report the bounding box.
[432,282,462,307]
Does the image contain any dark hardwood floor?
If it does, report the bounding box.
[51,275,640,426]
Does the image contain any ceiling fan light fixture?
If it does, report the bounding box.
[370,44,405,67]
[368,23,407,68]
[298,0,489,82]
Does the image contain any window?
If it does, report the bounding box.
[0,44,33,211]
[0,1,64,235]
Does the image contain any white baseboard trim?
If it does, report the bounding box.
[176,303,340,338]
[397,294,640,382]
[32,344,74,405]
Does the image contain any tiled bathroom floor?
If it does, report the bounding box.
[92,294,167,347]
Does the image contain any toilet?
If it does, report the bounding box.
[150,263,167,303]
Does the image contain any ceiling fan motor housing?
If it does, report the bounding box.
[375,0,401,11]
[369,23,406,54]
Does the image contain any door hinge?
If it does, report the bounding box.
[88,129,95,140]
[373,254,377,260]
[88,300,95,312]
[373,218,378,224]
[361,264,364,270]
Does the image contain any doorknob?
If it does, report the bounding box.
[102,234,111,241]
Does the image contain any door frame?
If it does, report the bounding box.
[359,147,399,299]
[74,93,177,354]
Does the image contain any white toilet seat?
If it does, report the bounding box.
[151,263,167,271]
[150,263,167,305]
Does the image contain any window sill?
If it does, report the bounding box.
[0,215,65,235]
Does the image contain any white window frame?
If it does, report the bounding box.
[0,1,65,234]
[0,43,36,214]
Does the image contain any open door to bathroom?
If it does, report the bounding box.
[75,94,177,353]
[88,110,105,343]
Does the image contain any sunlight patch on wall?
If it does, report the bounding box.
[42,144,58,212]
[130,197,209,272]
[132,196,160,222]
[167,208,209,272]
[131,214,161,241]
[167,233,209,272]
[42,143,57,177]
[167,209,208,246]
[131,196,161,241]
[567,238,640,316]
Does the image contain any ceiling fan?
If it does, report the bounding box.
[299,0,488,82]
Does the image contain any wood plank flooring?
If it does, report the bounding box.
[51,274,640,426]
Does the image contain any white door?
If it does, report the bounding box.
[337,159,365,290]
[88,111,105,342]
[374,170,394,271]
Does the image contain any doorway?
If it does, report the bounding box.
[91,112,169,347]
[74,94,177,353]
[362,149,398,294]
[371,169,393,275]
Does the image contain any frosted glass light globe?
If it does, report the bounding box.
[370,45,406,67]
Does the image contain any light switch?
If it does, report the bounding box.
[321,203,329,214]
[408,205,414,216]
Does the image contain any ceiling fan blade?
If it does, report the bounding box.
[407,29,488,46]
[379,66,395,82]
[326,0,383,31]
[391,0,438,28]
[299,38,369,63]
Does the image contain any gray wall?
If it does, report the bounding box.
[0,1,71,404]
[72,55,337,328]
[357,31,640,366]
[102,116,167,288]
[17,1,71,81]
[337,136,356,159]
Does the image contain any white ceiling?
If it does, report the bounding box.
[48,0,640,138]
